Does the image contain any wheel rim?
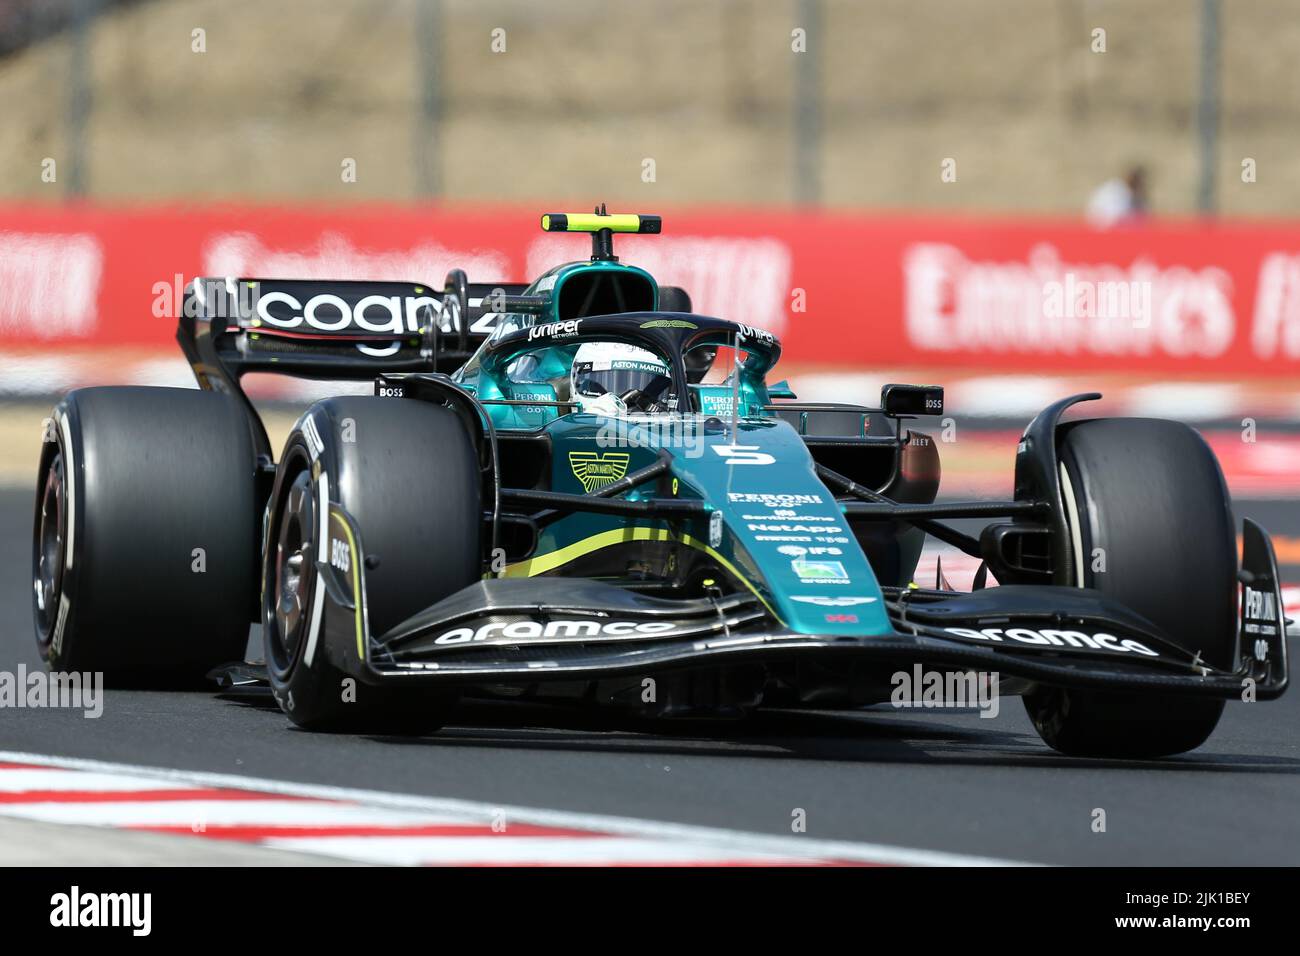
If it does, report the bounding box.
[269,469,317,674]
[33,451,66,646]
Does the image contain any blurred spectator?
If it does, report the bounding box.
[1087,165,1149,228]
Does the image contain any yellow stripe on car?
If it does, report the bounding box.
[503,527,782,623]
[330,510,366,659]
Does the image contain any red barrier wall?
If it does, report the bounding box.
[3,203,1300,375]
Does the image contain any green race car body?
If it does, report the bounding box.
[78,206,1279,751]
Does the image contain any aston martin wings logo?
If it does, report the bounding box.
[568,451,630,493]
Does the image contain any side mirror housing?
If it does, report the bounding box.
[881,383,944,416]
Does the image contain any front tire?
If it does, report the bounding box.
[1024,418,1235,757]
[263,397,480,733]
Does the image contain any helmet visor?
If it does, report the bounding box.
[572,356,671,402]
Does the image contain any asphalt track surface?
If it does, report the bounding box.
[1,488,1298,866]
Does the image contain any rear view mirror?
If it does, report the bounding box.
[881,383,944,416]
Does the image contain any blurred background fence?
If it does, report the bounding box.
[0,0,1295,215]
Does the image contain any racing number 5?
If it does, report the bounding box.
[712,445,775,466]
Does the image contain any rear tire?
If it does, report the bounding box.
[263,397,480,733]
[32,387,259,687]
[1024,418,1234,757]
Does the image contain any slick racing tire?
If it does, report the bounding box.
[32,387,259,687]
[263,397,479,733]
[1024,418,1234,758]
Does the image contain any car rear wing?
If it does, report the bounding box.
[180,273,694,378]
[176,272,525,462]
[178,274,498,380]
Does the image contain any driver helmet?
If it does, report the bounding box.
[570,342,672,415]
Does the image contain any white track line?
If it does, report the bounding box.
[0,769,203,792]
[1,800,458,829]
[262,835,819,867]
[0,750,1028,866]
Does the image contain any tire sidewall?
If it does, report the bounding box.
[262,439,352,724]
[33,402,82,670]
[263,398,481,731]
[1025,417,1235,757]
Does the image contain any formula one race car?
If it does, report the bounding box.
[32,209,1289,757]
